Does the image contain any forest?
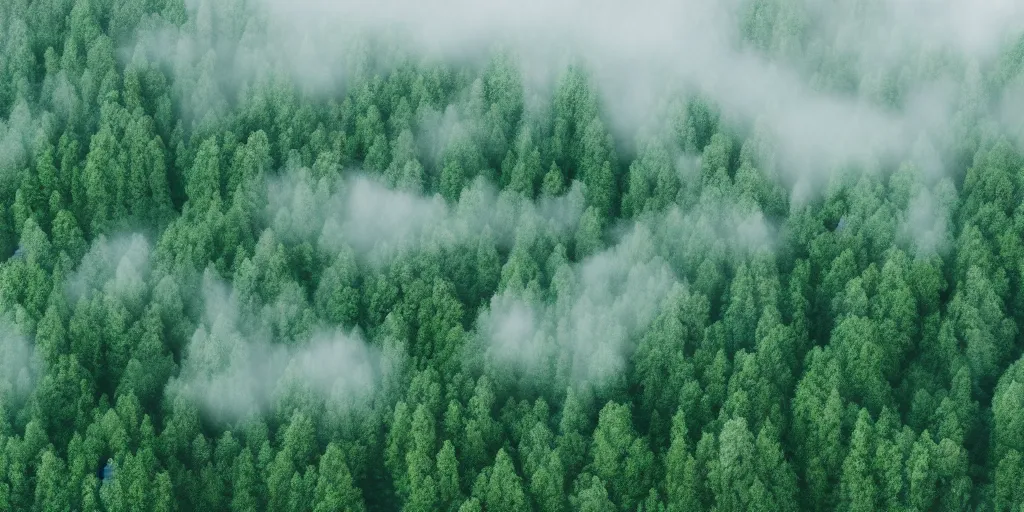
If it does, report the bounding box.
[1,0,1024,510]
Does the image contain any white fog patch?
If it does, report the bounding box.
[903,183,956,257]
[136,0,1024,194]
[338,177,452,254]
[267,170,585,264]
[655,198,777,271]
[66,234,152,305]
[169,273,396,419]
[0,100,41,176]
[998,79,1024,149]
[734,209,773,249]
[0,313,36,401]
[479,224,675,387]
[476,188,780,388]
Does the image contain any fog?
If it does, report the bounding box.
[0,314,35,401]
[66,234,152,305]
[267,170,585,264]
[480,224,675,387]
[0,100,42,177]
[902,181,957,257]
[145,0,1024,191]
[169,272,396,419]
[142,0,1024,396]
[478,193,774,389]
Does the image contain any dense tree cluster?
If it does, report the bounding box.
[1,0,1024,510]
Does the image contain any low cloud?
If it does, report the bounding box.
[267,170,585,264]
[902,182,956,257]
[66,234,152,306]
[0,99,42,177]
[479,223,676,387]
[0,314,36,401]
[169,273,395,419]
[478,188,776,388]
[134,0,1024,195]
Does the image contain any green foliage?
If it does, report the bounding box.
[1,1,1024,510]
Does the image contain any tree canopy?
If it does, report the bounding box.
[1,0,1024,510]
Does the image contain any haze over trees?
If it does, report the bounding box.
[1,0,1024,510]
